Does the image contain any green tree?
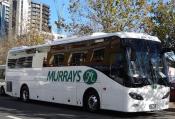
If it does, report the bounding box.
[56,0,152,35]
[151,0,175,49]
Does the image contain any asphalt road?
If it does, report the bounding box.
[0,95,175,119]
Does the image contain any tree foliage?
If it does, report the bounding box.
[56,0,152,35]
[0,30,50,65]
[151,0,175,49]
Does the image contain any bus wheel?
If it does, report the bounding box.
[0,87,5,95]
[20,86,29,102]
[85,91,100,112]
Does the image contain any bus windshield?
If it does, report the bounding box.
[124,39,169,87]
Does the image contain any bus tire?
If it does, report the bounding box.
[84,89,100,112]
[0,86,5,95]
[20,86,29,102]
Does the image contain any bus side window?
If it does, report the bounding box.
[23,56,33,68]
[16,57,25,68]
[91,49,105,63]
[15,57,33,68]
[70,52,87,66]
[48,56,54,67]
[43,57,47,67]
[8,59,17,68]
[45,53,65,67]
[53,54,65,66]
[107,38,128,85]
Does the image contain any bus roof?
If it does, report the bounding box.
[10,32,160,52]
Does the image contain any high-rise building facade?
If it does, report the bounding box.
[0,0,9,39]
[30,2,51,32]
[8,0,31,37]
[8,0,51,37]
[17,0,31,35]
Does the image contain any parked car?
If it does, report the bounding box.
[0,65,5,95]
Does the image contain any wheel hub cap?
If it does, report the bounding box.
[88,95,98,110]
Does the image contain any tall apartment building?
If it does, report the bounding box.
[30,1,51,32]
[8,0,51,37]
[0,0,9,39]
[8,0,17,37]
[17,0,31,35]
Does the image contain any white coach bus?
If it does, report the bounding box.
[5,32,169,112]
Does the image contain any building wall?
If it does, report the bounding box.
[8,0,51,37]
[0,0,9,39]
[16,0,31,36]
[30,2,50,32]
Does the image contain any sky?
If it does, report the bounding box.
[33,0,171,34]
[33,0,69,34]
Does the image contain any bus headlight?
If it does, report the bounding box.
[162,92,170,99]
[129,92,144,100]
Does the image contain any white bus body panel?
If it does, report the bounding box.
[32,53,47,68]
[0,82,5,88]
[6,66,169,112]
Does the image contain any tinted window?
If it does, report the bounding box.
[92,49,104,63]
[8,57,33,69]
[23,56,33,68]
[53,54,64,66]
[70,52,86,66]
[8,59,17,68]
[16,57,25,68]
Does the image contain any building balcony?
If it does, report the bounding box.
[42,11,49,16]
[42,15,49,20]
[42,8,49,12]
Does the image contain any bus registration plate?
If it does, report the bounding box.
[149,104,156,109]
